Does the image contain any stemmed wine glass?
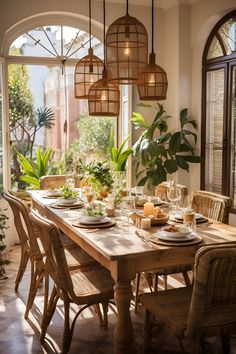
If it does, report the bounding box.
[120,195,136,228]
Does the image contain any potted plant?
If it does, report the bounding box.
[86,161,113,199]
[109,127,133,172]
[131,103,202,191]
[0,188,10,280]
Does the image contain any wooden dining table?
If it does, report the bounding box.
[30,190,236,354]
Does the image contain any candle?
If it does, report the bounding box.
[141,218,151,230]
[143,202,155,216]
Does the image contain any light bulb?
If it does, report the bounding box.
[148,73,156,84]
[124,42,130,57]
[101,90,108,101]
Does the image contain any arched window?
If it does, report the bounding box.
[5,24,121,190]
[202,10,236,211]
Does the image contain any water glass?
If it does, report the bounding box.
[120,195,136,227]
[183,209,196,232]
[167,183,182,213]
[66,174,75,190]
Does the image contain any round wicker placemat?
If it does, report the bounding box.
[149,234,203,247]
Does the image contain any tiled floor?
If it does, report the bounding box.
[1,246,236,354]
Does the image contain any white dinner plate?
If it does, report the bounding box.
[151,231,198,242]
[161,225,192,237]
[173,210,204,220]
[79,216,111,225]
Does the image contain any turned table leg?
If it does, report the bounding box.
[114,281,134,354]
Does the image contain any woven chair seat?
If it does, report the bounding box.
[140,244,236,354]
[61,233,99,270]
[29,209,115,352]
[141,286,192,337]
[70,267,114,304]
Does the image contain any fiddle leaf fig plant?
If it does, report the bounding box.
[131,103,203,190]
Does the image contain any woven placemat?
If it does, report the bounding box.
[149,235,203,247]
[72,220,116,229]
[50,203,83,209]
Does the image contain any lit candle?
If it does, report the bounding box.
[141,218,151,230]
[143,202,155,216]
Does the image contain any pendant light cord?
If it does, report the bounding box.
[151,0,154,54]
[89,0,92,48]
[103,0,106,70]
[126,0,129,15]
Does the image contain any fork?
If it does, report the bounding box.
[135,230,156,248]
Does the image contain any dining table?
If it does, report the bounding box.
[30,190,236,354]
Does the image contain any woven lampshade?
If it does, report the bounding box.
[106,13,148,84]
[137,0,168,100]
[88,69,120,116]
[137,53,168,100]
[74,48,103,99]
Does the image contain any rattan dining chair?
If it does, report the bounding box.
[155,181,188,204]
[134,189,232,313]
[3,191,99,320]
[3,191,31,292]
[39,174,81,190]
[191,190,232,224]
[29,209,115,353]
[140,243,236,354]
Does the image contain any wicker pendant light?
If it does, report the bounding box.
[88,0,120,116]
[137,0,168,100]
[74,0,103,99]
[106,0,148,84]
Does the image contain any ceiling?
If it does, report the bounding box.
[97,0,198,10]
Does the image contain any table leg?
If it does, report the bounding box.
[114,280,134,354]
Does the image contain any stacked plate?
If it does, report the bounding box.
[74,215,116,229]
[149,224,202,245]
[170,209,208,224]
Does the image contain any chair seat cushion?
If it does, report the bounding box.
[140,286,192,337]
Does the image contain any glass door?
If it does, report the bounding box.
[204,68,225,193]
[230,65,236,208]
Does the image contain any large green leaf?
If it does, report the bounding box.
[182,129,197,144]
[20,175,40,189]
[130,112,149,129]
[181,155,203,163]
[176,155,190,171]
[180,108,188,129]
[178,143,192,153]
[157,132,171,144]
[168,132,181,156]
[164,159,178,173]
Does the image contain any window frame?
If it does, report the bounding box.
[3,21,128,189]
[201,10,236,212]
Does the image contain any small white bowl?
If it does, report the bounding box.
[161,225,192,238]
[81,214,106,223]
[47,189,61,197]
[59,197,77,205]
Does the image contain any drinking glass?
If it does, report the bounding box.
[66,174,75,190]
[84,186,94,205]
[167,183,182,214]
[120,195,136,227]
